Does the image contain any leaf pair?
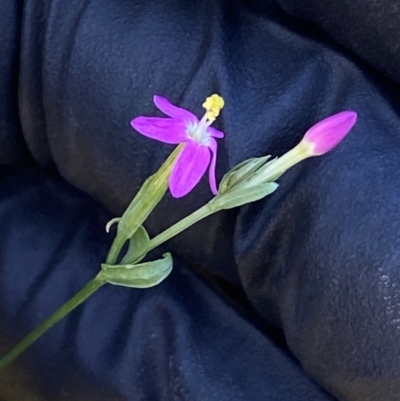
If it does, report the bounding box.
[98,226,173,289]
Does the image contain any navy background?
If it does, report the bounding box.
[1,0,400,400]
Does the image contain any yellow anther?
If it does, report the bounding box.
[203,94,224,122]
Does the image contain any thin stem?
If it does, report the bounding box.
[254,142,308,183]
[145,203,215,255]
[0,277,105,371]
[105,234,127,265]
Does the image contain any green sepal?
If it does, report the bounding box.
[212,182,278,210]
[218,156,275,194]
[117,174,166,240]
[250,158,287,183]
[117,145,183,241]
[98,253,173,289]
[121,225,150,265]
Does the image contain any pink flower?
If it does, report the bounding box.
[302,111,357,156]
[131,95,225,198]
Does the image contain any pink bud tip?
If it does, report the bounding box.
[302,111,358,156]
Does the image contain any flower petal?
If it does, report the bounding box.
[208,137,218,195]
[207,126,224,139]
[169,141,210,198]
[154,95,198,123]
[131,117,189,144]
[303,111,357,156]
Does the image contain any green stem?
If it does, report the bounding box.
[0,277,105,371]
[145,202,215,255]
[106,234,127,265]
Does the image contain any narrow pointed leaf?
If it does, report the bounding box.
[214,182,278,210]
[99,253,173,288]
[121,225,150,264]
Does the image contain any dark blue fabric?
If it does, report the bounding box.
[1,0,400,400]
[269,0,400,84]
[0,0,29,164]
[0,167,334,401]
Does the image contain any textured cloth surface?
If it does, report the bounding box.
[270,0,400,84]
[1,0,400,400]
[0,167,333,401]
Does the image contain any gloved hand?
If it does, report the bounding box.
[1,0,400,400]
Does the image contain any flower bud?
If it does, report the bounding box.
[301,111,357,156]
[249,111,358,184]
[212,110,358,212]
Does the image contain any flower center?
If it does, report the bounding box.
[188,94,224,144]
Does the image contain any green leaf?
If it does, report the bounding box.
[121,225,150,264]
[213,182,279,210]
[99,253,173,289]
[218,156,276,194]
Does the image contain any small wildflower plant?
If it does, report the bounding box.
[0,93,358,370]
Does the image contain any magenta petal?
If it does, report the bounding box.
[131,117,189,144]
[303,111,357,155]
[153,95,198,123]
[208,138,218,194]
[169,141,210,198]
[207,126,224,139]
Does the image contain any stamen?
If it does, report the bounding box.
[190,94,225,143]
[203,94,224,122]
